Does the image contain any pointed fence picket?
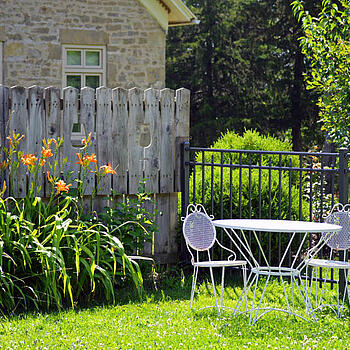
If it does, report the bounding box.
[0,84,190,263]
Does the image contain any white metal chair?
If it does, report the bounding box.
[182,204,247,315]
[306,203,350,317]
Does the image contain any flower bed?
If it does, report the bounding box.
[0,133,157,312]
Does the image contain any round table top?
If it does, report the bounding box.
[212,219,342,233]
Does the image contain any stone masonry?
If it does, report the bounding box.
[1,0,166,89]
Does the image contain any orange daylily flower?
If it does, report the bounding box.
[40,159,47,167]
[6,134,24,148]
[76,153,84,166]
[41,147,53,158]
[0,160,9,169]
[55,179,72,193]
[47,171,54,184]
[76,153,97,167]
[6,136,13,148]
[83,153,97,164]
[100,164,116,176]
[81,132,92,146]
[21,154,37,167]
[43,138,57,148]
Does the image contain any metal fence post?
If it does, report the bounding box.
[338,148,348,296]
[181,141,190,261]
[181,141,190,217]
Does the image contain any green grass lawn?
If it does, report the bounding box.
[0,271,349,349]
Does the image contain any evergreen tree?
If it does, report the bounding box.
[166,0,321,150]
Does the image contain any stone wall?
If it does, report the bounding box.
[1,0,166,89]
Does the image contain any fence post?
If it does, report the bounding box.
[338,148,348,296]
[181,141,190,261]
[181,141,190,217]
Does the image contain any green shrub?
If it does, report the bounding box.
[99,182,158,255]
[190,130,308,263]
[201,129,299,167]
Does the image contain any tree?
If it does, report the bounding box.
[166,0,321,150]
[292,0,350,147]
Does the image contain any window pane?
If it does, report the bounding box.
[86,75,100,89]
[86,51,100,66]
[67,75,81,90]
[67,50,81,65]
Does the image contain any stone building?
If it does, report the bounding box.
[0,0,196,89]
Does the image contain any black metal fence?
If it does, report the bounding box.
[180,142,349,287]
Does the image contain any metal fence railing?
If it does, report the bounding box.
[180,142,349,288]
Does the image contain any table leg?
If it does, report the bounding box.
[233,271,255,316]
[250,274,270,325]
[281,275,291,313]
[296,274,317,321]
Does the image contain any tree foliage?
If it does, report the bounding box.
[292,0,350,147]
[166,0,321,150]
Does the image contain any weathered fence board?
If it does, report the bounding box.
[28,86,44,196]
[144,88,160,193]
[81,87,96,195]
[175,88,190,192]
[10,86,27,197]
[43,87,61,196]
[112,87,128,194]
[0,85,9,197]
[96,87,112,195]
[62,87,79,185]
[28,86,44,156]
[0,86,9,156]
[0,85,190,264]
[160,89,175,193]
[44,86,61,141]
[128,87,145,193]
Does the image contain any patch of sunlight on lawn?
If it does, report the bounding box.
[0,277,349,349]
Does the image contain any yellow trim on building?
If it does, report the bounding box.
[138,0,198,32]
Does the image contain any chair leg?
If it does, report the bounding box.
[318,267,330,311]
[345,270,350,316]
[310,266,318,311]
[209,266,220,315]
[243,266,248,312]
[339,269,349,318]
[219,266,225,315]
[190,266,198,309]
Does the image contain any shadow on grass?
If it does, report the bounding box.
[113,266,245,305]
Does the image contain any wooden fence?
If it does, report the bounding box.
[0,85,190,263]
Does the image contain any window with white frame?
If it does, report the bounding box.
[62,45,106,90]
[62,45,106,139]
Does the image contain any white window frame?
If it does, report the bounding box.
[62,45,106,143]
[62,44,106,89]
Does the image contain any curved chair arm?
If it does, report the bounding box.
[215,238,237,261]
[185,241,195,265]
[304,230,336,261]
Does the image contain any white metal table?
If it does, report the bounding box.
[212,219,342,325]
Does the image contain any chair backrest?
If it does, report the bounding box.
[324,203,350,250]
[182,204,216,251]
